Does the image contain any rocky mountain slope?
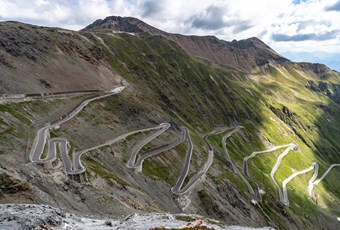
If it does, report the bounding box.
[82,16,289,71]
[0,16,339,229]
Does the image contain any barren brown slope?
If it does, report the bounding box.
[82,16,289,71]
[0,21,122,94]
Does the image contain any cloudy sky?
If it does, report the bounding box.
[0,0,339,70]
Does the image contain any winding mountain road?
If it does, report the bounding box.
[127,123,171,169]
[30,87,125,172]
[28,87,338,204]
[270,143,297,202]
[243,144,298,202]
[220,126,260,202]
[49,138,73,173]
[203,127,230,151]
[170,128,194,195]
[282,162,318,205]
[222,126,244,172]
[171,127,229,195]
[29,88,217,195]
[127,126,186,172]
[71,123,174,174]
[308,164,340,195]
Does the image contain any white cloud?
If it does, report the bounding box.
[35,0,49,7]
[79,0,110,21]
[0,0,339,68]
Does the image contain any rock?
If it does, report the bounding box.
[104,220,113,226]
[44,215,61,226]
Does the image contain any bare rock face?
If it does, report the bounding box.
[0,173,35,203]
[0,173,29,194]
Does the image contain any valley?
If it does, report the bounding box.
[0,16,339,229]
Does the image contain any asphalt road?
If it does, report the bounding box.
[308,164,340,195]
[221,126,244,170]
[71,123,171,174]
[175,140,214,195]
[30,87,125,172]
[270,143,297,203]
[127,123,171,169]
[203,127,230,151]
[171,127,232,195]
[171,128,194,195]
[49,138,73,174]
[282,162,318,205]
[132,127,186,172]
[220,126,259,203]
[243,144,297,202]
[73,124,211,196]
[31,127,52,162]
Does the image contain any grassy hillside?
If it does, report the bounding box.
[77,31,340,228]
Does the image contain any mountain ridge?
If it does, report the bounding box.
[82,16,291,71]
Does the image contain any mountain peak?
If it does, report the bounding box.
[82,16,289,70]
[81,16,163,35]
[230,37,288,64]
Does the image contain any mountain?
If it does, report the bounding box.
[83,16,289,71]
[0,16,340,230]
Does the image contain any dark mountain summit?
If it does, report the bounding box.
[82,16,159,34]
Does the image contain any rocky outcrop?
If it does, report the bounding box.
[297,63,332,76]
[0,173,30,195]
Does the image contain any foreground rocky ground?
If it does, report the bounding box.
[0,204,274,230]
